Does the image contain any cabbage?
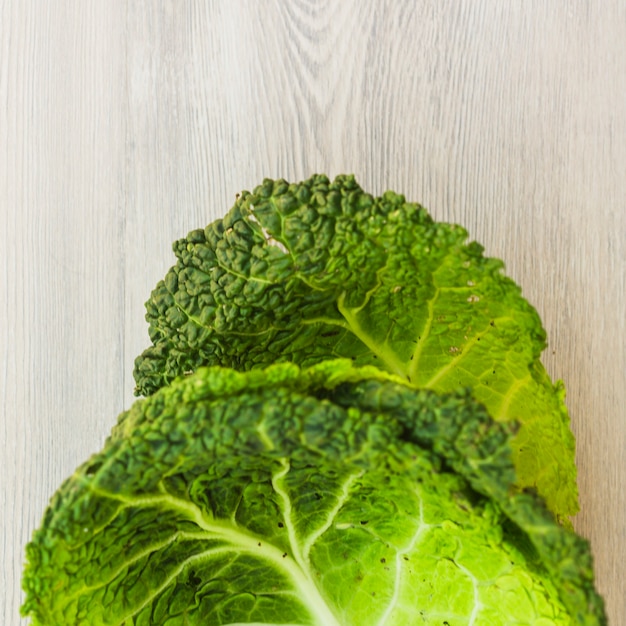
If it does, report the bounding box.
[135,174,576,521]
[22,362,604,624]
[23,175,606,625]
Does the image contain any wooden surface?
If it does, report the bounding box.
[1,1,624,623]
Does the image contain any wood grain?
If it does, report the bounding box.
[2,1,624,623]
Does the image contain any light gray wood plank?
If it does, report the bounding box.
[2,0,624,623]
[1,1,129,622]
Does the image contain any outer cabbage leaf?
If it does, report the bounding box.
[133,174,577,521]
[23,362,605,625]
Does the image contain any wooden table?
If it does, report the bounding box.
[2,2,624,623]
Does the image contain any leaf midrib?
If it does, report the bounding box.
[82,483,343,626]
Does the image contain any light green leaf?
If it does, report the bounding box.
[133,175,577,521]
[23,363,604,625]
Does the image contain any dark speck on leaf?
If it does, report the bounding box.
[278,522,284,528]
[360,520,369,525]
[380,558,386,564]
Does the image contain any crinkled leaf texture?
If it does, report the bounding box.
[23,361,605,625]
[133,174,577,522]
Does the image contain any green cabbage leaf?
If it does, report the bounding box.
[133,175,577,521]
[22,362,605,625]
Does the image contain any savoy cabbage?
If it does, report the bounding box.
[22,175,606,625]
[23,362,603,624]
[134,174,576,522]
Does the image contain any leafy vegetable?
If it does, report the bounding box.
[22,361,605,625]
[23,175,606,625]
[133,174,577,521]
